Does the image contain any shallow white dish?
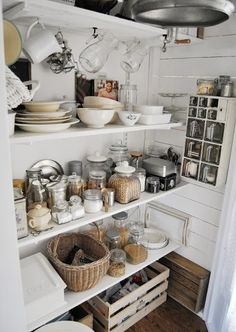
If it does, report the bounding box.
[17,109,71,118]
[117,111,141,126]
[133,105,163,115]
[15,115,72,124]
[77,108,114,128]
[16,118,79,133]
[140,228,168,249]
[138,113,171,125]
[22,101,65,113]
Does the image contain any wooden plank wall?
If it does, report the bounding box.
[146,14,236,270]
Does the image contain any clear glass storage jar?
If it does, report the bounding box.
[125,224,147,265]
[105,228,121,250]
[108,162,141,204]
[51,200,72,224]
[85,152,111,181]
[107,141,131,169]
[134,168,146,192]
[83,189,103,213]
[88,170,107,190]
[108,249,126,277]
[119,84,137,112]
[25,168,47,211]
[112,211,129,248]
[67,173,83,199]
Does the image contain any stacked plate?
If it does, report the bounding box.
[140,228,168,249]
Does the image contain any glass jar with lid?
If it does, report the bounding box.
[108,249,126,277]
[112,211,129,248]
[125,224,147,265]
[105,228,121,250]
[108,161,141,204]
[67,173,83,199]
[107,141,131,170]
[130,151,143,169]
[25,168,47,211]
[51,200,73,224]
[83,189,103,213]
[85,152,111,181]
[88,170,107,190]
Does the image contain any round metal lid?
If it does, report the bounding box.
[112,211,128,220]
[132,0,235,27]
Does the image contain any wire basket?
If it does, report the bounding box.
[47,232,110,292]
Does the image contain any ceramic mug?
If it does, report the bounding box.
[185,161,198,177]
[23,20,61,64]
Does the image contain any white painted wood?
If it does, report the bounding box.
[154,128,185,147]
[175,245,215,270]
[0,7,27,332]
[26,240,179,331]
[190,217,218,242]
[2,0,166,39]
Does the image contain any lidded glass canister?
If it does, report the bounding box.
[108,161,141,204]
[67,173,83,199]
[112,211,129,248]
[85,152,111,181]
[105,228,121,250]
[107,141,131,169]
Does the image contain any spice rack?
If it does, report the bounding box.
[181,95,236,187]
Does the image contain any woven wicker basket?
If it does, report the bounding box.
[47,232,110,292]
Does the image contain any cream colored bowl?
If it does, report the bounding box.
[77,108,115,128]
[23,101,64,112]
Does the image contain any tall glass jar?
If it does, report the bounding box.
[112,211,129,248]
[67,173,83,199]
[119,84,137,112]
[105,228,121,250]
[25,168,47,211]
[108,162,141,204]
[85,152,111,181]
[107,141,131,170]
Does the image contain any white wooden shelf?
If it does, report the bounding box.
[11,122,183,144]
[3,0,165,39]
[18,182,186,250]
[27,239,179,331]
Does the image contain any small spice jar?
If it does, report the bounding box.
[105,228,121,250]
[145,176,160,193]
[112,211,129,248]
[134,168,146,192]
[130,151,143,169]
[88,170,107,190]
[69,195,85,220]
[108,249,126,277]
[83,189,103,213]
[108,161,141,204]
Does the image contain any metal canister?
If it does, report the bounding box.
[220,82,233,97]
[46,182,67,208]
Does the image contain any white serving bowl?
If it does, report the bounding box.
[77,108,115,128]
[84,96,122,107]
[133,105,164,115]
[23,101,64,112]
[117,111,141,126]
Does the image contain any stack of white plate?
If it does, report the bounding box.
[133,104,171,125]
[140,228,168,249]
[15,101,79,133]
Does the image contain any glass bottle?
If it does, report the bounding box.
[112,211,129,248]
[25,168,47,211]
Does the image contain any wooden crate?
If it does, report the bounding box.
[159,252,210,313]
[87,262,169,332]
[70,303,93,329]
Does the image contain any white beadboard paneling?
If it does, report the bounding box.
[176,184,224,210]
[159,57,236,78]
[205,14,236,37]
[158,194,221,226]
[154,128,185,147]
[191,217,218,242]
[175,245,215,270]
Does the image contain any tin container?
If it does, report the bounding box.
[14,196,28,239]
[142,157,176,177]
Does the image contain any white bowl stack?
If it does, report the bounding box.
[133,105,171,125]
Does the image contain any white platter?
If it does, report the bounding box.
[16,119,80,133]
[140,228,168,249]
[15,116,72,124]
[22,101,65,113]
[17,110,71,118]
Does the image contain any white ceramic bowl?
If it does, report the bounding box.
[77,108,115,128]
[84,96,122,107]
[133,105,164,115]
[117,111,141,126]
[23,101,64,112]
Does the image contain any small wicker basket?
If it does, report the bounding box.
[47,232,110,292]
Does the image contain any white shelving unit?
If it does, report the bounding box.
[11,122,183,144]
[18,182,186,249]
[27,240,179,332]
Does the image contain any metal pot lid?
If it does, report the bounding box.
[132,0,235,27]
[31,159,64,179]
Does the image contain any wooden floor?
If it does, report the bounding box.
[126,297,208,332]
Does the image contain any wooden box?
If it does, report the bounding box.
[159,252,210,313]
[87,262,169,332]
[70,304,93,329]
